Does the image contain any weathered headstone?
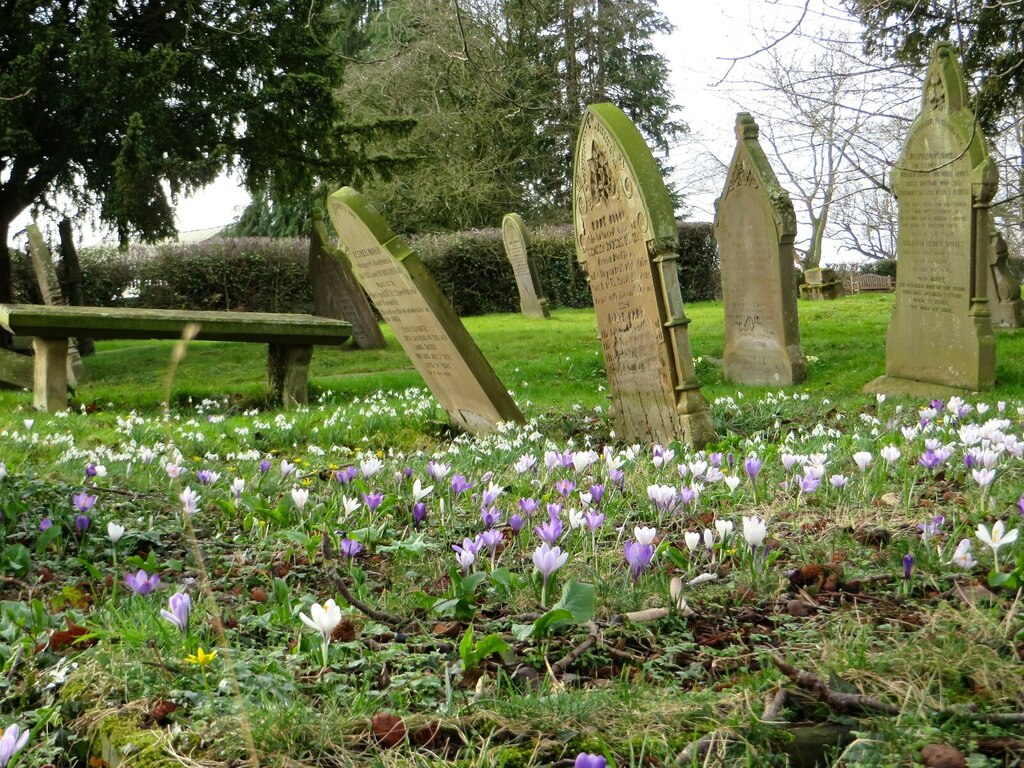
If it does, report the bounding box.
[866,43,997,396]
[326,187,523,434]
[799,267,845,301]
[573,103,716,447]
[501,214,550,319]
[0,348,33,390]
[987,229,1024,329]
[715,113,806,386]
[308,209,387,349]
[27,224,86,386]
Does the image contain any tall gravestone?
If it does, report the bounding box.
[867,43,997,395]
[308,209,387,349]
[715,113,806,386]
[987,229,1024,329]
[326,187,524,434]
[501,214,550,319]
[27,224,86,387]
[573,103,716,447]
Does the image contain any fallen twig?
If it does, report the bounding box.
[550,621,599,675]
[770,654,900,716]
[329,570,411,630]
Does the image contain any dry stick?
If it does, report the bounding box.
[550,621,599,675]
[328,568,410,630]
[770,654,901,716]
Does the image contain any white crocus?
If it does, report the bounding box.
[634,526,657,546]
[341,495,361,515]
[291,486,310,512]
[951,538,977,569]
[742,515,767,549]
[714,519,734,541]
[412,478,434,502]
[975,520,1019,568]
[684,531,701,554]
[107,521,125,544]
[179,487,199,514]
[852,451,872,472]
[723,475,741,492]
[300,598,342,667]
[880,445,900,463]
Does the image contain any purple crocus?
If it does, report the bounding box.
[125,569,160,595]
[259,459,272,474]
[624,541,655,583]
[554,478,576,498]
[85,463,98,478]
[451,474,471,496]
[574,753,607,768]
[585,510,605,533]
[509,514,525,534]
[918,451,941,470]
[902,553,914,581]
[412,502,428,528]
[532,542,568,606]
[334,466,358,484]
[452,538,477,573]
[74,515,91,535]
[589,484,605,507]
[535,511,563,546]
[72,492,97,513]
[160,591,191,633]
[519,497,540,517]
[479,529,503,558]
[798,473,821,494]
[1017,493,1024,517]
[340,536,364,559]
[919,515,944,542]
[744,456,762,480]
[361,491,384,513]
[39,518,52,531]
[480,506,502,528]
[607,468,625,490]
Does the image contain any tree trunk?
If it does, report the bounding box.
[0,218,12,349]
[58,218,94,356]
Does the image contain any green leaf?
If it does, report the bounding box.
[531,608,574,638]
[551,581,595,624]
[35,525,62,555]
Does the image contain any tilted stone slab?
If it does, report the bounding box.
[987,229,1024,329]
[0,348,33,390]
[715,112,806,386]
[573,103,716,447]
[326,186,524,434]
[502,213,550,319]
[871,42,996,394]
[27,224,86,385]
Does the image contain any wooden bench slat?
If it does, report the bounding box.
[0,304,351,346]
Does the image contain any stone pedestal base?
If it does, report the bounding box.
[862,375,979,401]
[799,282,845,301]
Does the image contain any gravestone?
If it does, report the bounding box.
[326,187,523,434]
[308,209,387,349]
[573,103,716,447]
[501,214,550,319]
[987,229,1024,328]
[714,113,806,386]
[799,267,845,301]
[866,43,997,396]
[27,224,86,386]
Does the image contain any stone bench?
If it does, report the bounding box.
[0,304,352,412]
[851,274,893,293]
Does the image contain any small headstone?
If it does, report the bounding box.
[714,113,806,386]
[27,224,86,386]
[573,103,716,447]
[800,267,845,300]
[987,229,1024,328]
[866,43,997,396]
[501,214,550,319]
[308,209,387,349]
[326,187,524,434]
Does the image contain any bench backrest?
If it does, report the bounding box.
[852,274,893,292]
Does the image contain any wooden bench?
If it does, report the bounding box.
[0,304,352,412]
[851,273,893,293]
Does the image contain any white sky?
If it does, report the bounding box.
[16,1,865,260]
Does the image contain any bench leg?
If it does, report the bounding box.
[33,337,69,412]
[268,345,313,408]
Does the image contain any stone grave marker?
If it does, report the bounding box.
[326,187,523,434]
[714,112,806,386]
[27,224,86,386]
[987,229,1024,328]
[867,42,997,395]
[573,103,716,447]
[501,214,550,319]
[799,267,845,301]
[308,209,387,349]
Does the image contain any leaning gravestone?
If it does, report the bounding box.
[573,103,716,447]
[799,267,845,301]
[866,42,997,396]
[501,214,550,319]
[987,229,1024,329]
[326,187,524,434]
[714,112,806,386]
[27,224,86,387]
[308,209,387,349]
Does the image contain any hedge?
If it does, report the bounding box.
[10,221,721,317]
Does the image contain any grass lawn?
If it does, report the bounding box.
[0,293,1022,768]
